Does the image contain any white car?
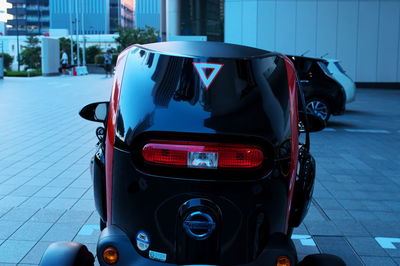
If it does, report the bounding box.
[325,59,356,103]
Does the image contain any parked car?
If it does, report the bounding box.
[325,59,356,103]
[289,55,346,122]
[39,42,344,266]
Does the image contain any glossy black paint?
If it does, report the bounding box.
[289,55,346,116]
[104,42,298,265]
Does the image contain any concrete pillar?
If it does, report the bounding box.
[166,0,180,41]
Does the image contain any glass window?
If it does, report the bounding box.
[180,0,224,42]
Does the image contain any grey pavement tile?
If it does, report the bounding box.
[293,240,319,256]
[303,205,327,222]
[384,248,400,259]
[24,178,51,187]
[18,197,53,209]
[71,199,95,211]
[45,197,79,210]
[0,196,28,208]
[361,221,400,237]
[9,186,42,197]
[383,201,400,212]
[0,240,36,263]
[0,208,12,218]
[68,176,92,189]
[304,221,341,236]
[314,198,344,210]
[57,210,92,225]
[57,187,87,199]
[86,212,100,224]
[333,220,370,237]
[45,176,75,188]
[373,211,400,222]
[1,208,39,222]
[13,168,44,178]
[29,209,65,223]
[9,222,53,241]
[20,241,53,265]
[33,186,64,198]
[0,185,19,196]
[41,222,83,242]
[73,228,101,244]
[363,200,392,212]
[346,237,388,257]
[313,236,363,266]
[1,176,31,186]
[392,257,400,264]
[350,210,379,221]
[81,189,94,200]
[361,256,397,266]
[324,209,355,221]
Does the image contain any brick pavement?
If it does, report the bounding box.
[0,75,399,265]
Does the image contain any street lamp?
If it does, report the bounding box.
[15,2,20,71]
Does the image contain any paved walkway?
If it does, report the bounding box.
[0,75,399,265]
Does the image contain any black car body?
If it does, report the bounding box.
[289,55,346,122]
[39,42,344,266]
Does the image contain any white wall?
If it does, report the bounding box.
[225,0,400,82]
[41,38,60,76]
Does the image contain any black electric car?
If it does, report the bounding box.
[289,55,346,122]
[39,42,345,266]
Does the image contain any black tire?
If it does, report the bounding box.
[306,99,331,122]
[298,254,346,266]
[74,245,95,266]
[39,242,94,266]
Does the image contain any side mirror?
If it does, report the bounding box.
[79,102,109,123]
[299,111,326,133]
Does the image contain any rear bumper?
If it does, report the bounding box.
[97,225,298,266]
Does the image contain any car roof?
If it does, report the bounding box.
[133,41,272,59]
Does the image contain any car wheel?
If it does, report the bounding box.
[306,99,331,122]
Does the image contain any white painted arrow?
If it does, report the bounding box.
[375,237,400,249]
[78,224,100,236]
[291,234,316,247]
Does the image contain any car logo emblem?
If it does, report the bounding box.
[183,211,216,240]
[193,62,224,90]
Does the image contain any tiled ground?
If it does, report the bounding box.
[0,75,399,265]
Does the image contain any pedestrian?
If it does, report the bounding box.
[60,49,69,75]
[104,50,113,78]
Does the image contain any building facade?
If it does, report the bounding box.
[136,0,160,30]
[49,0,110,35]
[6,0,50,36]
[6,0,135,36]
[224,0,400,83]
[110,0,135,33]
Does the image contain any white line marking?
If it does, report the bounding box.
[344,129,390,134]
[323,128,336,132]
[78,224,99,235]
[291,234,316,246]
[375,237,400,249]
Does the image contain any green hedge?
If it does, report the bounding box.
[5,70,42,77]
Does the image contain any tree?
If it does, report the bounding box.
[0,53,13,70]
[115,26,159,51]
[86,45,102,64]
[20,36,41,70]
[59,37,72,60]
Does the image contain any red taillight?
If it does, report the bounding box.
[141,140,264,169]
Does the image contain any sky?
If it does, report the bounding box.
[0,0,12,22]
